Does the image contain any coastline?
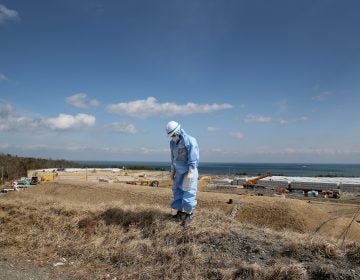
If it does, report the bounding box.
[75,161,360,177]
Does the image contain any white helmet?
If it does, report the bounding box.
[166,121,181,137]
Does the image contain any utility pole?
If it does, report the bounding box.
[1,166,3,185]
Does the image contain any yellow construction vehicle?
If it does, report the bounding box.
[40,172,58,183]
[243,173,271,189]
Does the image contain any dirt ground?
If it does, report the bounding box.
[0,257,71,280]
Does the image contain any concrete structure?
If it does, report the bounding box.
[260,176,360,193]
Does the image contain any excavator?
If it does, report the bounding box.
[243,173,272,189]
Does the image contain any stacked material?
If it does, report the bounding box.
[340,183,360,192]
[259,176,360,192]
[257,179,289,188]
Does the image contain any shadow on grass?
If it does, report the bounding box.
[101,208,169,228]
[78,208,171,233]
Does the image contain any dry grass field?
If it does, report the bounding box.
[1,171,360,279]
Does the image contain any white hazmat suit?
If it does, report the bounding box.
[169,127,199,214]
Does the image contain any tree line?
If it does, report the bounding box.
[0,153,81,184]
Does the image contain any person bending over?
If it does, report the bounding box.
[165,121,199,226]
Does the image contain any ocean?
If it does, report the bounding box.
[75,161,360,177]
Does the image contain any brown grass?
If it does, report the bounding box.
[233,196,328,233]
[0,181,360,279]
[345,242,360,264]
[266,263,308,280]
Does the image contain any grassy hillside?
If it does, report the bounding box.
[0,180,359,279]
[0,153,81,183]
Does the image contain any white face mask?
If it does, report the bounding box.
[171,135,180,143]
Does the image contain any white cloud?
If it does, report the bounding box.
[106,121,138,134]
[26,144,50,150]
[107,97,233,118]
[65,93,87,108]
[207,126,220,132]
[244,113,308,125]
[209,148,224,153]
[0,73,8,82]
[230,132,244,140]
[244,114,272,123]
[64,145,89,151]
[256,147,360,156]
[140,147,168,154]
[90,99,100,107]
[312,91,332,101]
[279,116,308,124]
[45,113,96,130]
[66,93,100,108]
[0,103,13,118]
[0,103,96,132]
[0,143,10,149]
[0,4,20,24]
[0,104,24,131]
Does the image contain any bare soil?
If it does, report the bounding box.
[0,256,71,280]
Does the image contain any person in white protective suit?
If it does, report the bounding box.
[166,121,199,226]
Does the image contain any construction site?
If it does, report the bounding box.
[0,166,350,187]
[4,167,358,200]
[1,168,360,279]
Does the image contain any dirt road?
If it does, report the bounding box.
[0,258,70,280]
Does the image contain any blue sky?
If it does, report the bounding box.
[1,0,360,163]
